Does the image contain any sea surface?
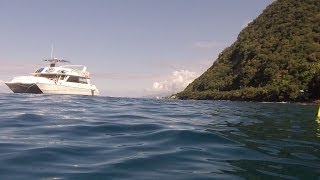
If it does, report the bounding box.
[0,93,319,179]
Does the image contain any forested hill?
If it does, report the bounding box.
[177,0,320,102]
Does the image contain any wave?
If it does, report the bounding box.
[0,94,318,179]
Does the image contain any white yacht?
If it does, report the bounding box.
[5,58,99,96]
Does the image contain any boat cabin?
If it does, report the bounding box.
[33,62,91,85]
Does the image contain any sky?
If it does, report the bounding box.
[0,0,274,97]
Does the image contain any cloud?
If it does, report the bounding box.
[194,41,226,49]
[150,70,198,94]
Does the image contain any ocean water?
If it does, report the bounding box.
[0,94,319,180]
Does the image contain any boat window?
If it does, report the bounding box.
[67,76,79,83]
[39,74,58,79]
[35,68,44,73]
[79,77,88,84]
[60,75,67,80]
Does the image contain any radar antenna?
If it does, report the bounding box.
[44,45,70,67]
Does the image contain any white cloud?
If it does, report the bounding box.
[150,70,198,94]
[194,41,225,48]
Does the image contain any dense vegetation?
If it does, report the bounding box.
[177,0,320,102]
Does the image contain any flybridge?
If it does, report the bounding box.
[32,65,90,79]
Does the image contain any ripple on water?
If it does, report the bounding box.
[0,94,319,179]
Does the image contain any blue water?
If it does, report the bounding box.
[0,94,319,179]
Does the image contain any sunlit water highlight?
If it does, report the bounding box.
[0,94,319,179]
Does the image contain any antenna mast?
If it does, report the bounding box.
[51,44,54,59]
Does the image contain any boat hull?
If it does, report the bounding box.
[36,83,99,96]
[5,82,99,96]
[5,83,43,94]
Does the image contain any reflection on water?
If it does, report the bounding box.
[207,102,320,179]
[316,117,320,138]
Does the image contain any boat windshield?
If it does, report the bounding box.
[34,68,44,73]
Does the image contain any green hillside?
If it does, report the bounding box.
[177,0,320,102]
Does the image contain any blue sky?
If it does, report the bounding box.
[0,0,274,97]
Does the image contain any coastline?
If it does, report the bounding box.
[169,94,320,105]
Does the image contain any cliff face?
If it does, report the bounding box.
[177,0,320,102]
